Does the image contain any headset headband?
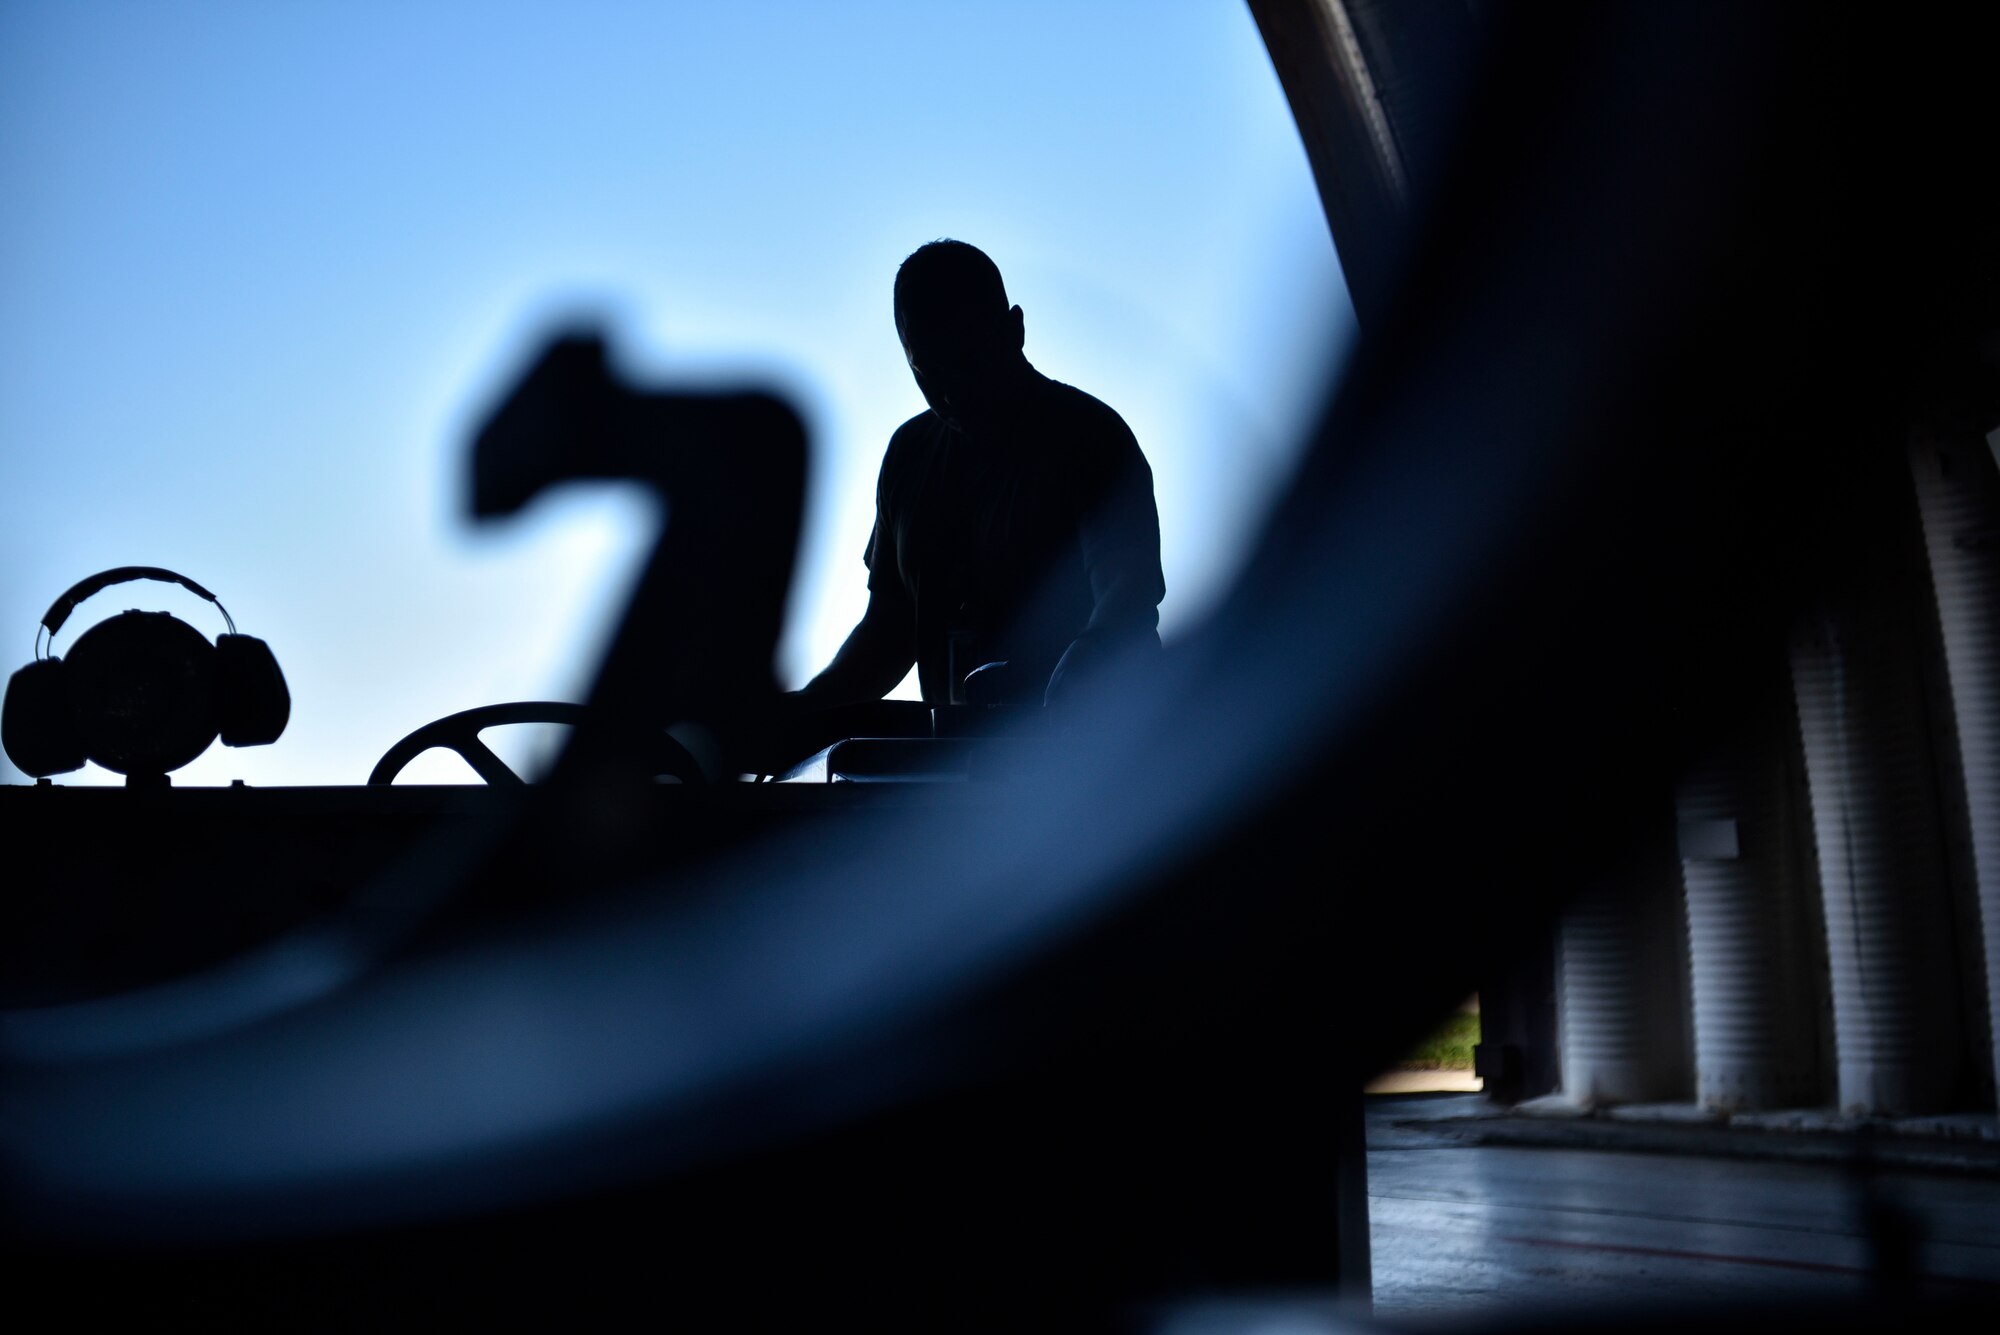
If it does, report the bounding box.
[37,566,237,658]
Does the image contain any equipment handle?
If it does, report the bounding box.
[40,567,232,639]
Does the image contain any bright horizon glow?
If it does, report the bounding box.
[0,0,1351,786]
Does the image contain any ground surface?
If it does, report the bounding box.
[1366,1070,1483,1094]
[1367,1094,2000,1321]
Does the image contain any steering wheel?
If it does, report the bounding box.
[367,702,706,786]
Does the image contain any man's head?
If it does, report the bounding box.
[894,240,1028,428]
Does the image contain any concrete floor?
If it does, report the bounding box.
[1365,1069,1484,1095]
[1366,1094,2000,1320]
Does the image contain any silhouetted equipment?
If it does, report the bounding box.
[2,567,288,784]
[367,701,705,786]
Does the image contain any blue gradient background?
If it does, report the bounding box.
[0,0,1349,786]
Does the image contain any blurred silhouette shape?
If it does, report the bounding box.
[470,331,806,785]
[789,240,1165,737]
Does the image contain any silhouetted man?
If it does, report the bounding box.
[794,240,1165,726]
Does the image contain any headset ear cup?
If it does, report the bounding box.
[215,634,290,747]
[3,658,86,776]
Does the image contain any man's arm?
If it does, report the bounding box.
[796,429,921,709]
[1048,423,1166,705]
[1077,429,1166,640]
[797,582,915,708]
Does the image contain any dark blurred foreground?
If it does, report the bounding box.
[5,1,2000,1327]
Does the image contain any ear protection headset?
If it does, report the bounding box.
[2,567,290,780]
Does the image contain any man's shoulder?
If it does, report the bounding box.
[875,409,944,501]
[1038,377,1148,482]
[884,409,946,460]
[1039,378,1140,450]
[880,409,941,462]
[1041,377,1123,425]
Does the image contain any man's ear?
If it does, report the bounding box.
[1007,305,1025,351]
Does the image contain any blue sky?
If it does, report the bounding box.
[0,0,1350,785]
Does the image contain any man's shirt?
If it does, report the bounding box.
[864,371,1165,704]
